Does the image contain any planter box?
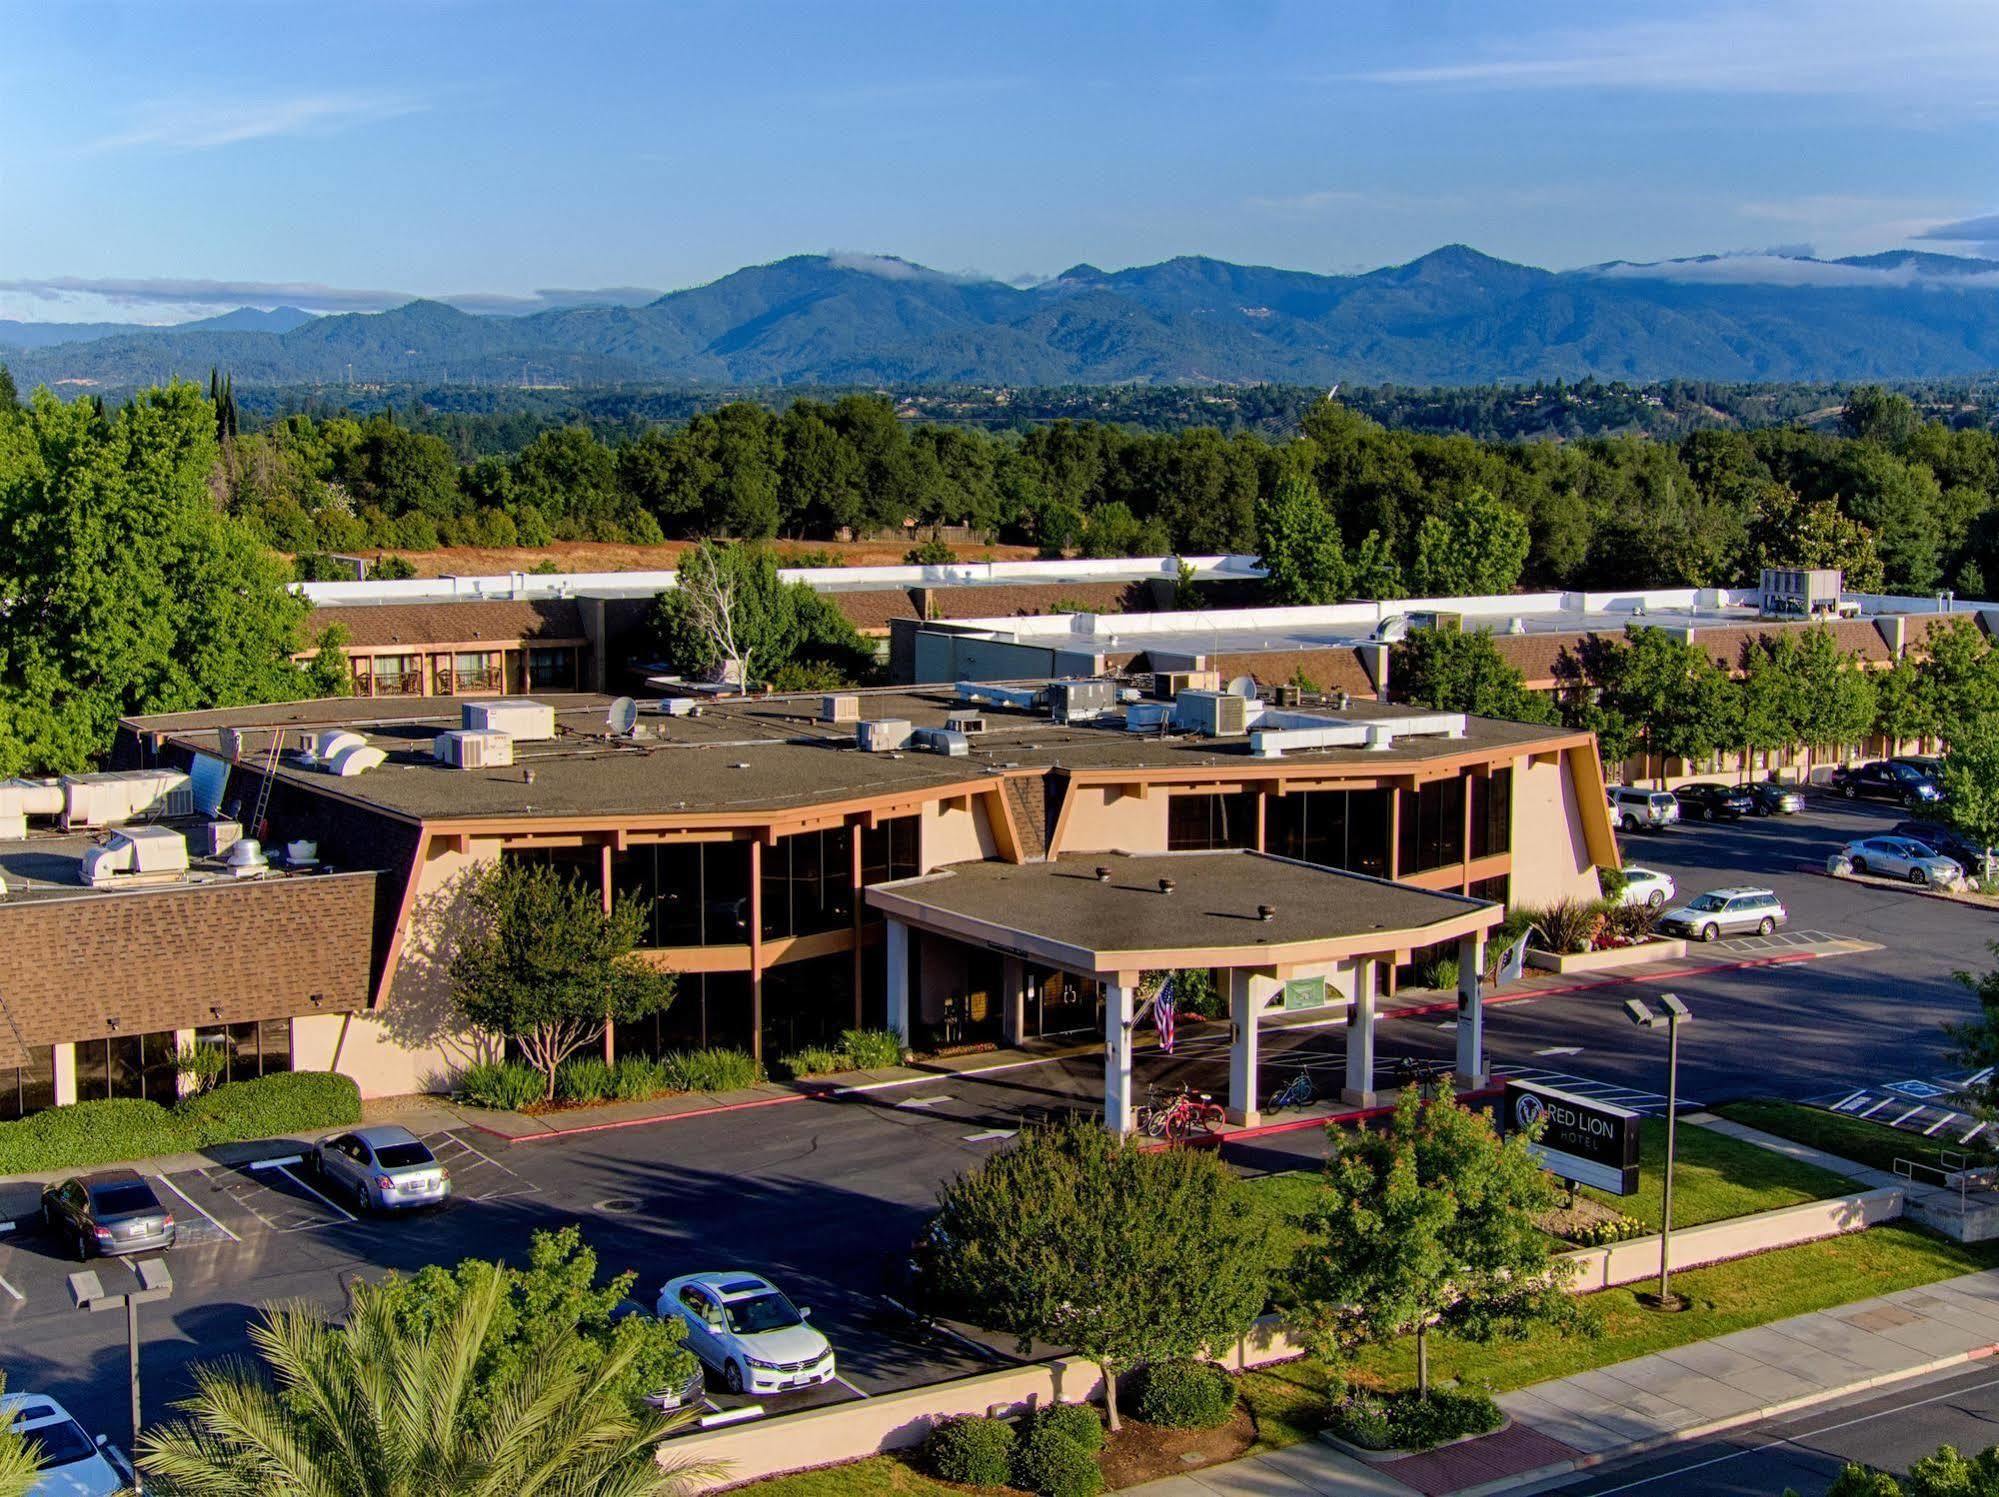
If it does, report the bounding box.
[1525,938,1688,974]
[1319,1412,1512,1464]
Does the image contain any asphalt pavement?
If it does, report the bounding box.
[4,788,1992,1453]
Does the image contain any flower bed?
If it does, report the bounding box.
[1323,1387,1503,1457]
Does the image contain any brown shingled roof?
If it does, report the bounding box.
[310,599,586,650]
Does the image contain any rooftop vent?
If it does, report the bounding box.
[224,837,269,877]
[943,710,987,735]
[326,743,386,777]
[1371,615,1409,643]
[302,729,367,766]
[463,699,555,742]
[955,681,1045,713]
[435,729,514,769]
[911,727,970,758]
[857,719,914,753]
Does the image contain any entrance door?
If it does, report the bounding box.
[1029,968,1102,1038]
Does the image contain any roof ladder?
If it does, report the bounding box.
[248,729,284,838]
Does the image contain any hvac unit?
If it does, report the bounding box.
[856,719,915,753]
[79,826,190,888]
[912,728,970,758]
[943,711,987,735]
[192,820,243,858]
[1174,690,1251,737]
[0,777,63,839]
[820,694,861,723]
[434,729,515,769]
[61,770,193,828]
[1050,679,1115,723]
[1124,701,1172,733]
[462,699,556,742]
[1150,670,1220,700]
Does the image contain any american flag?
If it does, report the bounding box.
[1154,975,1177,1055]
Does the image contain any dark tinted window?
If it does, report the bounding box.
[1397,776,1466,874]
[89,1183,159,1215]
[18,1418,95,1466]
[373,1142,432,1168]
[1167,792,1257,851]
[1470,768,1511,859]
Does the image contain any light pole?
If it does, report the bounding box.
[1624,992,1691,1311]
[69,1256,173,1486]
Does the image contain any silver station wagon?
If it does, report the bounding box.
[1657,886,1787,943]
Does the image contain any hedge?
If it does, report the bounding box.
[0,1071,362,1176]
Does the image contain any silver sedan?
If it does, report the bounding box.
[1842,836,1962,887]
[313,1125,451,1212]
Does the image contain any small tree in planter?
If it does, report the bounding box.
[1289,1088,1590,1404]
[915,1118,1267,1430]
[450,860,677,1102]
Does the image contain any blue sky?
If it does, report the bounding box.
[4,0,1997,322]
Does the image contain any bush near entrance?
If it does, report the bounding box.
[1129,1361,1234,1429]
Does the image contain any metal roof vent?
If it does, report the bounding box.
[1508,617,1526,634]
[1365,724,1395,752]
[224,837,269,877]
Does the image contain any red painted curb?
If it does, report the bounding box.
[1388,947,1828,1021]
[1137,1082,1509,1150]
[464,1088,811,1144]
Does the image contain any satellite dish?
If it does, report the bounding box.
[1373,615,1409,644]
[607,697,638,736]
[1228,675,1259,701]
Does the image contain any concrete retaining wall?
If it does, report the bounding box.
[1525,938,1689,975]
[1559,1186,1904,1292]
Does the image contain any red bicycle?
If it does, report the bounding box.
[1136,1084,1225,1145]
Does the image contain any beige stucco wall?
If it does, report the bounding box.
[1052,784,1168,855]
[1562,1186,1903,1292]
[921,796,999,872]
[1509,755,1601,908]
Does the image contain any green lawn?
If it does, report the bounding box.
[1576,1116,1852,1230]
[733,1456,966,1497]
[1714,1098,1961,1177]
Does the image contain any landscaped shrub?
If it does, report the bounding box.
[1328,1387,1500,1452]
[665,1048,763,1093]
[838,1028,907,1070]
[1033,1402,1105,1454]
[611,1056,674,1100]
[1527,897,1608,955]
[1131,1359,1235,1429]
[1011,1420,1103,1497]
[924,1414,1016,1486]
[1596,865,1629,901]
[555,1057,614,1104]
[1601,901,1660,944]
[173,1043,228,1097]
[775,1047,844,1080]
[180,1072,362,1144]
[1562,1213,1648,1246]
[458,1061,547,1110]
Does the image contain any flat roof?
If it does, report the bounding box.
[124,688,1573,826]
[865,850,1499,972]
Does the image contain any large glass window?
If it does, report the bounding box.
[504,846,602,896]
[761,826,855,941]
[610,840,754,947]
[1167,792,1258,851]
[1397,777,1467,875]
[73,1031,180,1101]
[527,646,578,691]
[1470,768,1513,860]
[861,816,919,885]
[194,1020,291,1084]
[760,954,857,1056]
[0,1046,55,1120]
[1266,788,1392,877]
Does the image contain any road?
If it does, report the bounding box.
[1547,1360,1999,1494]
[3,789,1992,1450]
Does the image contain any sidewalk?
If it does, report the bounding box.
[1123,1268,1999,1497]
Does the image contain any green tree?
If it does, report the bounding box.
[370,1225,698,1422]
[1591,627,1742,782]
[0,365,19,413]
[1746,486,1884,592]
[1393,628,1557,725]
[914,1118,1269,1430]
[137,1271,712,1497]
[304,622,355,698]
[1942,714,1999,878]
[1917,619,1999,748]
[1786,626,1878,771]
[1256,476,1346,605]
[1873,654,1934,749]
[1793,1440,1999,1496]
[904,535,956,566]
[1840,386,1924,448]
[650,541,871,688]
[1410,489,1531,597]
[1287,1088,1587,1398]
[449,860,677,1101]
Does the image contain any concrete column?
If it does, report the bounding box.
[885,919,912,1045]
[1001,957,1026,1047]
[53,1042,77,1106]
[1455,933,1486,1088]
[1226,969,1260,1126]
[1344,959,1378,1106]
[1104,979,1135,1134]
[173,1028,197,1098]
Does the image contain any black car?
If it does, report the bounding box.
[1747,781,1806,816]
[41,1169,175,1261]
[1891,820,1989,875]
[1829,760,1942,808]
[1672,782,1754,821]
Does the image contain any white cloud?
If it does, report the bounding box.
[1917,213,1999,255]
[81,91,422,153]
[1587,254,1999,288]
[0,276,665,322]
[1354,2,1999,102]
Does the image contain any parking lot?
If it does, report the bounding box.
[3,783,1991,1447]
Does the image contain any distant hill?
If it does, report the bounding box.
[0,304,318,352]
[10,246,1999,389]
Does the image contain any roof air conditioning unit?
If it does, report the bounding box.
[1174,690,1250,737]
[913,728,970,757]
[857,719,914,753]
[434,729,515,769]
[463,699,555,742]
[80,826,190,888]
[193,820,243,858]
[821,694,861,724]
[1051,679,1115,724]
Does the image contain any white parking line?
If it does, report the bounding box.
[832,1375,872,1399]
[1859,1098,1892,1117]
[1923,1112,1959,1137]
[1831,1091,1869,1112]
[0,1272,22,1303]
[277,1163,357,1223]
[1890,1106,1923,1127]
[153,1172,240,1243]
[1966,1122,1990,1145]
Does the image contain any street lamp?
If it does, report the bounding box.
[69,1256,173,1484]
[1624,992,1691,1311]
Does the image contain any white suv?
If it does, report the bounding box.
[1609,786,1681,832]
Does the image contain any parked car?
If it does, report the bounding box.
[40,1169,174,1261]
[0,1391,129,1496]
[1748,781,1806,815]
[656,1271,836,1397]
[312,1124,451,1212]
[1828,760,1942,807]
[1841,836,1962,887]
[607,1300,709,1411]
[1894,755,1947,781]
[1672,781,1755,821]
[1617,865,1677,909]
[1657,886,1788,942]
[1890,820,1990,877]
[1608,785,1681,832]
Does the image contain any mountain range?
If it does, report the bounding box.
[8,247,1999,389]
